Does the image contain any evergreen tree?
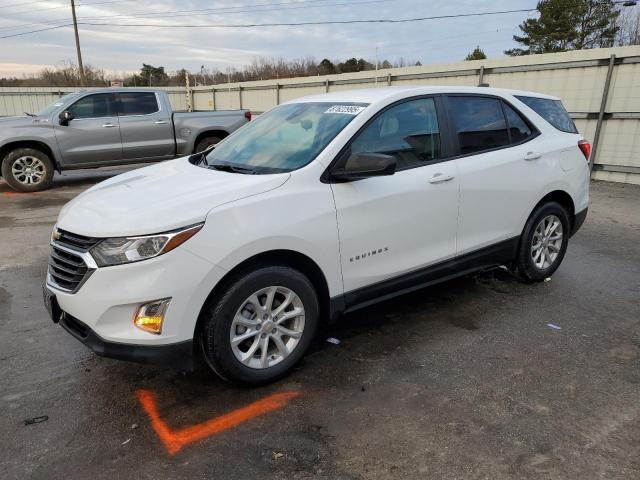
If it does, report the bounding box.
[318,59,336,75]
[465,46,487,60]
[505,0,620,56]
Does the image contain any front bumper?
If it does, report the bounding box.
[60,311,194,370]
[46,240,227,349]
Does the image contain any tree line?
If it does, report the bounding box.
[1,0,638,87]
[0,56,421,88]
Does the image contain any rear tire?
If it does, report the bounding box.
[195,136,222,153]
[200,266,319,386]
[1,148,54,192]
[513,201,570,282]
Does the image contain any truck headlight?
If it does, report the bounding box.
[90,223,203,267]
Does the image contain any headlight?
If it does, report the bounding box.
[90,223,203,267]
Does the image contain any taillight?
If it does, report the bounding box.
[244,111,252,121]
[578,140,591,161]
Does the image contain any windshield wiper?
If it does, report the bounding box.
[24,112,35,117]
[209,163,256,175]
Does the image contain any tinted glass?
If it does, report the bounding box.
[204,102,366,173]
[118,92,159,116]
[350,98,441,170]
[37,92,80,117]
[516,96,577,133]
[68,94,115,119]
[448,96,509,154]
[503,102,532,143]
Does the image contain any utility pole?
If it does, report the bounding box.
[375,45,379,85]
[200,65,207,87]
[70,0,86,87]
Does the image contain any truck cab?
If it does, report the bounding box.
[0,88,250,192]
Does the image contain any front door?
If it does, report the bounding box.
[330,97,460,298]
[53,93,122,166]
[116,92,175,161]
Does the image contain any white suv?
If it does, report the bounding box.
[44,86,590,385]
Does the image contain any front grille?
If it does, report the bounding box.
[48,228,100,293]
[56,228,101,250]
[48,245,91,292]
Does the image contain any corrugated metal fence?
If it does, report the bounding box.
[1,46,639,184]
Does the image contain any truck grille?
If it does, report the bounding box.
[47,229,100,293]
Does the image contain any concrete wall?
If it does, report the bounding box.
[1,46,639,184]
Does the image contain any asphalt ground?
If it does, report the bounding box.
[1,168,639,479]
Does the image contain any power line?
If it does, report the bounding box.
[0,23,70,38]
[78,8,538,29]
[0,0,341,31]
[0,7,538,39]
[0,0,134,16]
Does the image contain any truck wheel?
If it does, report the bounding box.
[1,148,54,192]
[200,265,319,386]
[195,136,221,153]
[513,201,570,282]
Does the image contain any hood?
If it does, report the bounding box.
[0,115,47,126]
[57,157,290,237]
[0,116,51,138]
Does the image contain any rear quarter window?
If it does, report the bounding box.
[515,96,577,134]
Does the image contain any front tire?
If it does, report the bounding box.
[200,266,319,386]
[1,148,54,192]
[514,201,570,282]
[195,136,222,153]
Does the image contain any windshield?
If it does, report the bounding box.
[36,93,79,117]
[203,102,368,173]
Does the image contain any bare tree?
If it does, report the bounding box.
[616,5,640,45]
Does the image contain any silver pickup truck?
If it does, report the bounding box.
[0,88,250,191]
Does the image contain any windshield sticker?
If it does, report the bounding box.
[53,102,64,107]
[324,105,366,115]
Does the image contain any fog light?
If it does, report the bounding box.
[133,298,171,334]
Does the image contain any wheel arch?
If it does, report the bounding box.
[0,140,60,173]
[192,129,229,153]
[533,190,576,229]
[194,249,331,340]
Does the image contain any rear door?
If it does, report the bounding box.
[446,94,547,254]
[53,92,122,166]
[330,96,460,297]
[116,92,175,161]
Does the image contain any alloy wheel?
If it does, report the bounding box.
[531,214,563,270]
[11,156,46,185]
[229,286,305,369]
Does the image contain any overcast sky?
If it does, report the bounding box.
[0,0,540,77]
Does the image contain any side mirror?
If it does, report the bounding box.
[58,110,74,126]
[330,153,396,181]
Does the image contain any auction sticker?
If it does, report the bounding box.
[324,105,366,115]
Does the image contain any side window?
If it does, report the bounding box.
[515,96,577,133]
[350,97,441,170]
[118,92,159,116]
[448,96,509,154]
[503,102,533,143]
[68,94,115,119]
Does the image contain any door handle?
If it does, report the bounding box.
[154,120,168,125]
[524,151,542,161]
[428,173,454,184]
[102,123,116,128]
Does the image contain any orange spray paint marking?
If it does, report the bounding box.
[2,191,30,198]
[137,389,301,455]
